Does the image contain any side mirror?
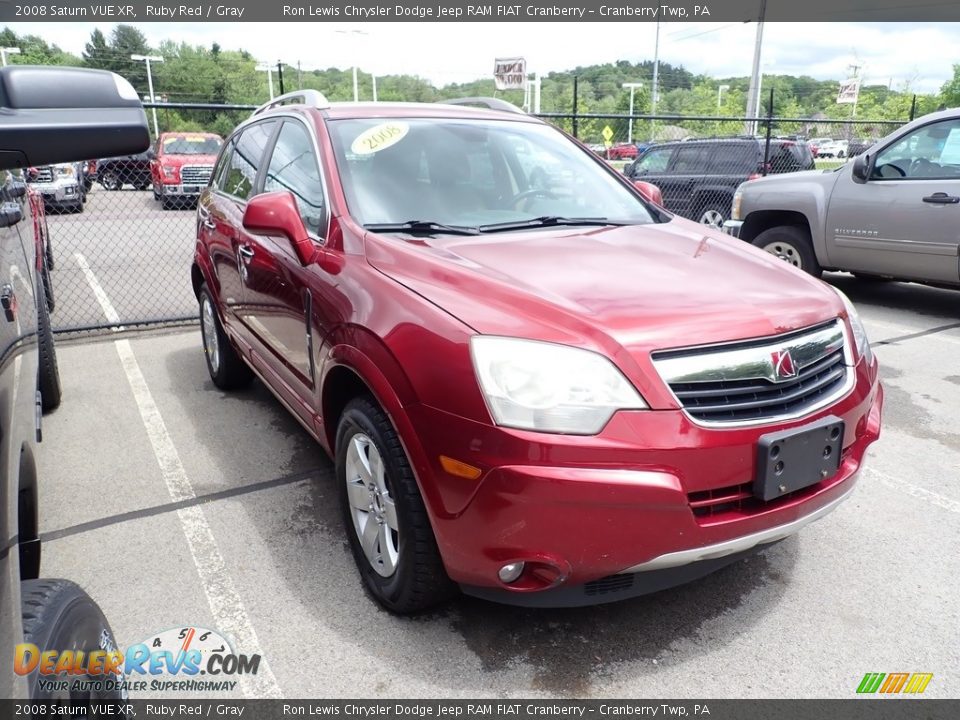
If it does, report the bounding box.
[851,153,870,184]
[633,180,663,207]
[242,191,317,266]
[0,66,150,170]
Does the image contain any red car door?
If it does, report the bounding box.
[240,119,328,411]
[201,121,278,339]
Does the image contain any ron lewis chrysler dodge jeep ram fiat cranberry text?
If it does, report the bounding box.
[191,92,883,613]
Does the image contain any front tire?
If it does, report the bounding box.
[752,225,822,277]
[199,285,253,390]
[337,397,454,614]
[21,579,127,704]
[100,171,122,191]
[37,276,62,413]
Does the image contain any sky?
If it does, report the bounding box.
[8,21,959,93]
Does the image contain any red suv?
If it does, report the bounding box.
[150,131,222,209]
[192,92,883,613]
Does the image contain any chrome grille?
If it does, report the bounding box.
[653,321,852,425]
[180,165,213,186]
[33,167,54,183]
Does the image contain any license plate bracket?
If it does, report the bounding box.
[754,416,844,501]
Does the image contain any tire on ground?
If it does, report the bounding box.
[37,276,62,412]
[198,284,253,390]
[20,579,127,703]
[696,197,730,229]
[336,396,455,614]
[751,225,822,277]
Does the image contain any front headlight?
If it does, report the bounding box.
[731,185,744,220]
[834,289,873,364]
[470,336,648,434]
[163,166,177,179]
[55,165,75,177]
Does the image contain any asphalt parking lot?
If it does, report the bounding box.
[35,191,959,699]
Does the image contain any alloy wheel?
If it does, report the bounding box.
[344,433,400,578]
[201,296,220,374]
[699,209,724,229]
[761,241,802,268]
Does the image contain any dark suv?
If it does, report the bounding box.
[97,150,152,191]
[0,65,148,705]
[623,137,815,228]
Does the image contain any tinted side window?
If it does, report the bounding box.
[223,120,277,201]
[634,147,673,174]
[710,144,756,174]
[212,139,235,191]
[263,120,325,236]
[672,146,708,174]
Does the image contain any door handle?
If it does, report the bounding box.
[238,245,255,262]
[922,192,960,204]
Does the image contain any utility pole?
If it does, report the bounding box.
[297,61,303,90]
[372,74,378,102]
[622,82,644,144]
[257,62,274,99]
[277,61,285,95]
[745,0,768,135]
[0,47,21,66]
[651,20,660,141]
[131,54,164,137]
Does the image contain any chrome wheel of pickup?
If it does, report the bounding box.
[761,240,802,267]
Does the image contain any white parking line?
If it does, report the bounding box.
[77,259,282,699]
[863,466,960,515]
[863,317,960,346]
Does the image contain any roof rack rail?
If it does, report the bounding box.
[252,89,330,117]
[440,97,525,115]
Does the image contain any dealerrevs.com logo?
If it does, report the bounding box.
[15,626,261,694]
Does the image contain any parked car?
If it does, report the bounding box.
[150,132,222,209]
[193,92,883,613]
[724,108,960,285]
[98,150,153,190]
[0,64,149,703]
[816,139,849,158]
[623,137,815,228]
[25,162,85,213]
[607,142,639,160]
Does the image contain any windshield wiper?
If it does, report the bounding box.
[477,216,629,233]
[364,220,479,236]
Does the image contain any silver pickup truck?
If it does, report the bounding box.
[724,108,960,287]
[27,162,86,213]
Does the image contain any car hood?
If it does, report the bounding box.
[364,218,844,360]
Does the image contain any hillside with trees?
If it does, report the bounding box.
[0,24,948,142]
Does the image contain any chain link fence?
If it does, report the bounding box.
[34,101,909,336]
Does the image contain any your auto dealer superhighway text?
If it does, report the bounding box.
[282,5,710,19]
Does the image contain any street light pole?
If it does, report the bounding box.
[622,82,644,144]
[257,62,275,99]
[717,84,730,109]
[651,20,660,140]
[0,47,21,66]
[131,54,164,137]
[334,30,368,102]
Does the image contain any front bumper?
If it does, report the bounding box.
[33,182,81,205]
[160,183,205,197]
[407,358,882,606]
[722,219,743,238]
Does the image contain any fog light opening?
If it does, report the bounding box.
[498,562,525,584]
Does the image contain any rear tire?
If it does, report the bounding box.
[752,225,822,278]
[337,396,455,614]
[42,257,55,314]
[21,579,127,704]
[199,284,253,390]
[37,277,62,413]
[100,171,122,191]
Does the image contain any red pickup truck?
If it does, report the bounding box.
[150,132,222,210]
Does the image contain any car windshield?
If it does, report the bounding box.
[163,135,221,155]
[328,117,656,231]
